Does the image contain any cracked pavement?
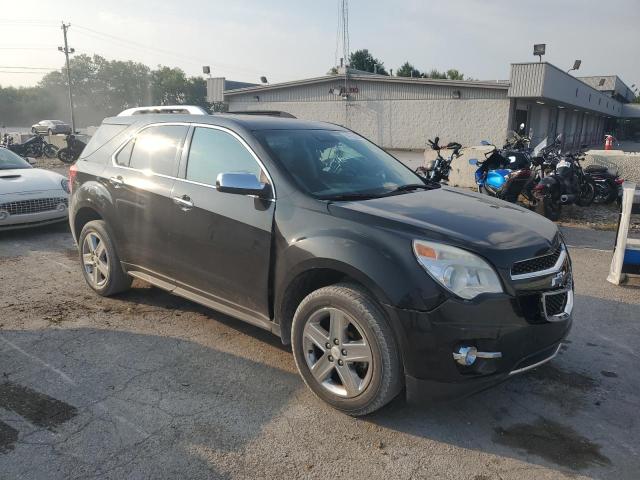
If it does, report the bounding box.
[0,222,639,479]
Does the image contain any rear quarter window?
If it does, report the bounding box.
[81,123,129,161]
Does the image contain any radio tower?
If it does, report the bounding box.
[335,0,350,71]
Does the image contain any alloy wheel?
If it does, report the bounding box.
[82,232,110,288]
[302,307,373,398]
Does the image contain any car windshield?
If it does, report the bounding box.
[254,129,424,199]
[0,148,32,169]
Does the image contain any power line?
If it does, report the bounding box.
[0,66,59,70]
[72,24,268,78]
[0,47,54,50]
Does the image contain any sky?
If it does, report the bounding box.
[1,0,638,89]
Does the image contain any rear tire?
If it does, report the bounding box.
[576,178,596,207]
[44,144,58,158]
[291,283,403,416]
[78,220,131,296]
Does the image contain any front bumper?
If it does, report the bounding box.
[384,284,573,403]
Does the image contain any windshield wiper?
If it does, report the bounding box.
[380,183,436,196]
[321,192,382,201]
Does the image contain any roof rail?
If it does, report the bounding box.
[117,105,209,116]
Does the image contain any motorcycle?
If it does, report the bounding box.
[584,164,624,205]
[468,128,536,204]
[7,134,58,159]
[415,136,462,184]
[57,134,86,164]
[532,136,595,220]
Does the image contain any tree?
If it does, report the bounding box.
[396,62,421,78]
[446,69,465,80]
[423,69,447,80]
[348,49,388,75]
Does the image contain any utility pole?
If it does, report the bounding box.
[59,22,76,133]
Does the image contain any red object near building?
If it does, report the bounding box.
[604,134,615,150]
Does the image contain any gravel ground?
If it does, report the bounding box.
[0,222,639,480]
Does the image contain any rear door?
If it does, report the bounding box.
[169,125,275,321]
[101,123,189,281]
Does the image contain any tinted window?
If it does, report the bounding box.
[115,139,134,166]
[129,125,188,176]
[83,123,128,159]
[186,127,264,186]
[254,129,420,199]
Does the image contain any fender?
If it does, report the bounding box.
[69,178,118,243]
[273,232,445,319]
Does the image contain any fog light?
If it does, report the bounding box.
[57,203,66,212]
[0,210,8,221]
[453,345,502,366]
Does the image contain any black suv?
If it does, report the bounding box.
[69,112,573,415]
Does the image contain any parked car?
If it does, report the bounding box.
[0,148,69,230]
[31,120,72,136]
[69,110,573,416]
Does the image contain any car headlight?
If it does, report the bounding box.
[61,179,70,194]
[413,240,503,299]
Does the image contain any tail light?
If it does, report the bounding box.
[614,178,624,185]
[68,164,78,193]
[533,183,545,199]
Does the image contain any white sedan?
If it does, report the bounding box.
[0,148,69,231]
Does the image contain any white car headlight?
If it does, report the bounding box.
[413,240,503,300]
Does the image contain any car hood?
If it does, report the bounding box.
[0,168,66,195]
[328,186,559,269]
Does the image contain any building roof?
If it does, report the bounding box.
[223,73,511,95]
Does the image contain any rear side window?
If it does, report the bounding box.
[82,124,128,160]
[186,127,264,186]
[128,125,188,176]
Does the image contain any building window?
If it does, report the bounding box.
[575,88,579,97]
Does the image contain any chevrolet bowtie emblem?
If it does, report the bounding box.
[551,270,567,288]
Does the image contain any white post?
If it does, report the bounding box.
[607,182,637,285]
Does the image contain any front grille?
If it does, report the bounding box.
[0,197,67,216]
[511,243,562,276]
[544,291,568,316]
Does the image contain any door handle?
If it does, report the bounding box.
[109,176,124,187]
[172,195,194,210]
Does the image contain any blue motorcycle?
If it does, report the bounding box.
[468,139,535,204]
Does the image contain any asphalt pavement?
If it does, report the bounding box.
[0,223,638,479]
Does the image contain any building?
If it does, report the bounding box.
[207,62,639,151]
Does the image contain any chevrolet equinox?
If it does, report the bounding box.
[69,112,573,416]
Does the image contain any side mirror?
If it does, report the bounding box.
[216,172,270,198]
[468,158,478,165]
[519,123,525,132]
[480,140,490,146]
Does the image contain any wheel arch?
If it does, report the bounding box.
[275,258,393,346]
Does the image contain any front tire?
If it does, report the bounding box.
[57,148,74,164]
[291,283,402,416]
[78,220,131,296]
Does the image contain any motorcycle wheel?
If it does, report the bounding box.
[57,148,75,164]
[537,196,561,221]
[576,178,596,207]
[44,144,59,158]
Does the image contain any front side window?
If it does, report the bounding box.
[127,125,188,176]
[186,127,264,186]
[254,129,421,199]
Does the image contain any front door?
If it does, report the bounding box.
[169,125,275,322]
[102,123,189,280]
